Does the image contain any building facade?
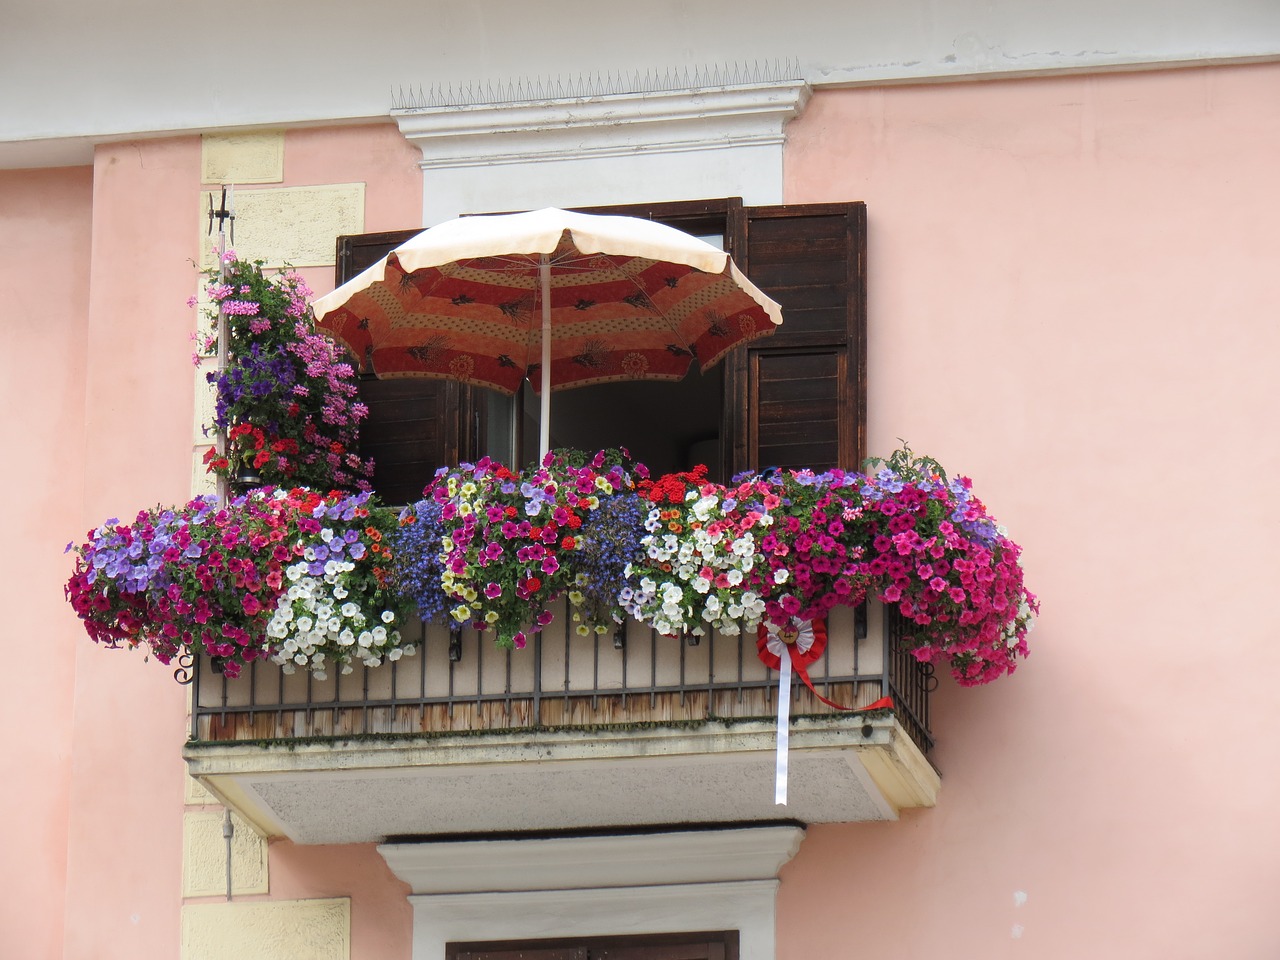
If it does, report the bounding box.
[4,3,1280,957]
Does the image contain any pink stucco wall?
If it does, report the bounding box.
[778,63,1280,958]
[60,136,201,959]
[265,841,414,958]
[2,124,421,959]
[282,123,424,302]
[0,165,94,960]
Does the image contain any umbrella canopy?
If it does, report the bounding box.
[311,207,783,457]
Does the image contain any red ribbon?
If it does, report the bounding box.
[756,619,894,713]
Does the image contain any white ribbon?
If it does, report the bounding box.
[765,621,815,806]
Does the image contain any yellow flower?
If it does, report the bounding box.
[460,481,477,497]
[568,590,584,605]
[450,605,471,622]
[484,611,499,624]
[575,624,591,637]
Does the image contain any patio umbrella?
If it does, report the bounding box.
[311,207,783,458]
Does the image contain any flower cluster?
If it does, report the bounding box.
[726,469,871,625]
[407,450,646,647]
[390,497,452,625]
[620,466,769,637]
[66,491,309,677]
[196,255,372,491]
[65,488,412,679]
[266,491,409,679]
[856,448,1038,685]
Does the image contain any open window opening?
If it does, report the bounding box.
[517,365,724,478]
[335,199,865,504]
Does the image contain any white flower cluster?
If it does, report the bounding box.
[620,491,768,637]
[266,558,413,680]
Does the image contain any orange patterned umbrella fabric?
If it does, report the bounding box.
[311,208,782,397]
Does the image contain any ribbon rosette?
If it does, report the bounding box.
[757,618,893,805]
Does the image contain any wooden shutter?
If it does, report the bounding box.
[726,202,866,476]
[335,229,465,504]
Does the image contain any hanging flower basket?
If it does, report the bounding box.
[195,255,373,492]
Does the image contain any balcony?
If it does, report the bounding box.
[183,603,939,844]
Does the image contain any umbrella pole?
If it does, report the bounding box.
[538,254,551,461]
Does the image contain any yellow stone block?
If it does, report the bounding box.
[191,448,218,499]
[198,184,365,270]
[181,899,349,960]
[193,359,218,445]
[184,774,217,806]
[202,133,285,185]
[182,810,269,897]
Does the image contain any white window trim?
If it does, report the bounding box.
[391,77,809,224]
[380,825,805,960]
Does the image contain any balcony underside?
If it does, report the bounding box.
[187,715,936,843]
[184,604,938,843]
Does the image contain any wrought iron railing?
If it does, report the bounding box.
[190,602,934,754]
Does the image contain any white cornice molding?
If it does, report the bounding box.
[379,825,805,895]
[392,80,811,170]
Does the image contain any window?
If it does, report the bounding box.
[335,199,865,502]
[447,931,738,960]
